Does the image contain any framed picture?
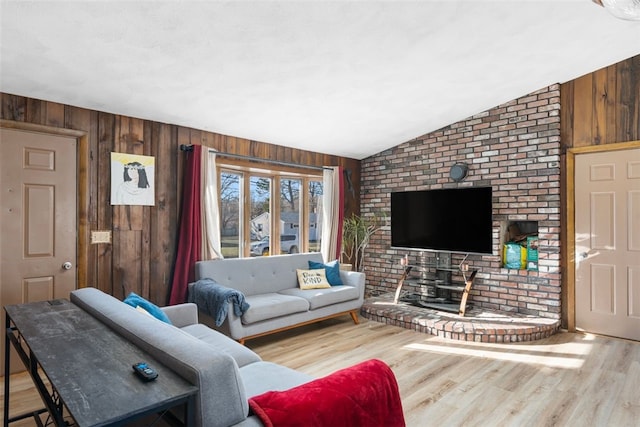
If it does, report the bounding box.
[111,152,155,206]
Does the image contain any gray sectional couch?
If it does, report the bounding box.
[70,287,314,427]
[190,253,366,343]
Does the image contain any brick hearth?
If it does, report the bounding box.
[361,293,560,343]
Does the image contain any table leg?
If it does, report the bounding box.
[185,394,196,426]
[5,311,65,427]
[458,270,477,316]
[393,266,413,304]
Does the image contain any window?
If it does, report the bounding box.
[308,180,323,253]
[219,171,241,258]
[217,162,322,258]
[279,178,300,254]
[250,175,271,254]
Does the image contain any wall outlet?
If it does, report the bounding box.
[91,230,111,244]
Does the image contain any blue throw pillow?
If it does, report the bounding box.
[308,260,344,286]
[123,292,172,324]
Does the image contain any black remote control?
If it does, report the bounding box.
[132,362,158,381]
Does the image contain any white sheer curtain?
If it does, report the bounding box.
[320,166,343,262]
[201,149,223,259]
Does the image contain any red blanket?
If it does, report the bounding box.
[248,359,405,427]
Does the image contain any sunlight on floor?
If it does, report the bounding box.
[402,338,592,369]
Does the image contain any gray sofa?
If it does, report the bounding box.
[191,253,365,343]
[70,287,314,427]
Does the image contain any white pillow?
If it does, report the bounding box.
[296,269,331,290]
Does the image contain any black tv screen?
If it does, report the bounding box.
[391,187,493,255]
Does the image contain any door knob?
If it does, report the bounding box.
[62,261,73,270]
[578,252,588,260]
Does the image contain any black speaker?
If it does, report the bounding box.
[449,163,468,182]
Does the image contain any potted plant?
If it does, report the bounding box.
[341,212,385,272]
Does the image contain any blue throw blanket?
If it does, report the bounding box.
[188,278,250,326]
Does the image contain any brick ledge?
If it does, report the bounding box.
[361,293,560,343]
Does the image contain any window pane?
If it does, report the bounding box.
[220,171,241,259]
[249,176,271,256]
[279,178,300,254]
[309,179,323,253]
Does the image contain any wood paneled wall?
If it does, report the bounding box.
[561,54,640,148]
[0,94,361,304]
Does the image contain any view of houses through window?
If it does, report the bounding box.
[219,165,323,258]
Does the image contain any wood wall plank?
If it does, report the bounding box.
[150,122,178,303]
[96,113,115,295]
[25,98,43,124]
[140,122,153,299]
[572,73,593,147]
[604,64,618,144]
[592,66,608,145]
[64,106,93,292]
[560,78,574,151]
[112,230,142,299]
[617,56,640,142]
[0,95,25,121]
[44,101,65,128]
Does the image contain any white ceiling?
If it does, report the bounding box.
[1,1,639,160]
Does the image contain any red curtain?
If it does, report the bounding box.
[169,145,202,305]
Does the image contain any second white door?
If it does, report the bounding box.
[575,147,640,341]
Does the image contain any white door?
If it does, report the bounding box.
[575,147,640,341]
[0,127,78,373]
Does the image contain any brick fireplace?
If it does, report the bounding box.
[360,84,561,322]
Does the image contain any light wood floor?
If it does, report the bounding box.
[2,317,639,426]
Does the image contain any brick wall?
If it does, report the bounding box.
[360,84,561,319]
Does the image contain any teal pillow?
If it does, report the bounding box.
[123,292,172,324]
[308,260,344,286]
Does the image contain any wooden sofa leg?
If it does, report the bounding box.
[350,310,360,325]
[238,338,246,345]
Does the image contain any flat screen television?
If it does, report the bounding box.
[390,186,493,255]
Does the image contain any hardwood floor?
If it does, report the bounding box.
[248,318,640,427]
[2,317,639,426]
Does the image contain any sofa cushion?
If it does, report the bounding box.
[239,361,314,398]
[308,260,344,286]
[296,268,331,290]
[241,293,309,325]
[180,324,261,368]
[278,285,360,310]
[123,292,172,324]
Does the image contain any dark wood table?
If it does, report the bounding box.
[4,299,198,427]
